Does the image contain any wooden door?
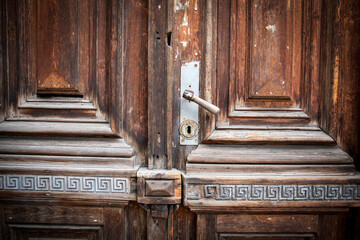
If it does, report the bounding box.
[179,0,360,239]
[0,0,148,238]
[1,0,360,239]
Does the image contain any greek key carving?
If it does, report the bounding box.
[192,184,360,201]
[0,175,129,194]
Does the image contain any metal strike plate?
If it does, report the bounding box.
[180,61,200,145]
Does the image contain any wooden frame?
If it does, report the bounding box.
[1,0,123,136]
[200,0,325,142]
[0,0,138,203]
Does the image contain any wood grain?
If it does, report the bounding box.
[204,129,335,145]
[217,214,318,233]
[4,206,103,225]
[188,144,351,164]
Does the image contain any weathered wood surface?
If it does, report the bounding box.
[0,0,360,239]
[196,211,353,240]
[217,214,318,233]
[186,163,354,176]
[188,145,352,164]
[0,137,134,157]
[148,0,169,170]
[137,167,181,205]
[204,129,335,145]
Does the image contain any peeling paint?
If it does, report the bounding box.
[175,0,190,12]
[180,41,188,47]
[266,25,276,33]
[194,0,198,11]
[181,13,189,26]
[175,47,179,59]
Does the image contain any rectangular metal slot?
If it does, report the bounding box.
[180,61,200,145]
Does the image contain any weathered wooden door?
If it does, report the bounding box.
[1,0,360,239]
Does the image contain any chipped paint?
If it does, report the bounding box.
[194,0,198,11]
[180,41,188,47]
[180,13,189,48]
[175,0,190,12]
[181,13,189,26]
[175,47,179,59]
[266,25,276,33]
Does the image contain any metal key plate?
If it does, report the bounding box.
[180,61,200,145]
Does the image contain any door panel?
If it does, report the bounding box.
[211,0,320,128]
[233,0,302,107]
[2,205,125,240]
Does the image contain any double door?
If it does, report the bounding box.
[1,0,360,239]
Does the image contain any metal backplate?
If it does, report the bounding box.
[180,61,200,145]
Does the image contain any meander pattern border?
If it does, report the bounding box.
[187,184,360,201]
[0,175,129,194]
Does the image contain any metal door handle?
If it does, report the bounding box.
[183,90,220,115]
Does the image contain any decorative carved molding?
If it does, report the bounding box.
[187,184,360,201]
[0,175,129,195]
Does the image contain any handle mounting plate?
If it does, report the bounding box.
[180,61,200,145]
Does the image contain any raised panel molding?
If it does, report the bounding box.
[36,0,84,96]
[3,0,122,132]
[186,1,360,205]
[0,0,137,204]
[236,0,301,102]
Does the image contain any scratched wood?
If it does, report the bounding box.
[0,0,360,239]
[36,0,82,95]
[170,0,202,170]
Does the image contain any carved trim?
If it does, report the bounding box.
[187,184,360,201]
[0,175,129,195]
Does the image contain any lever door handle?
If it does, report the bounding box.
[183,90,220,115]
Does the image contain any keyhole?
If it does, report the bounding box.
[187,126,192,134]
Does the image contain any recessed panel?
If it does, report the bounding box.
[36,0,84,95]
[249,0,292,100]
[230,0,303,112]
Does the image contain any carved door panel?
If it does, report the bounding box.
[0,0,147,239]
[178,0,360,239]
